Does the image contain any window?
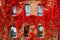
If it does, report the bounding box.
[12,6,17,16]
[38,4,43,16]
[10,26,16,38]
[25,4,30,16]
[24,25,30,37]
[38,25,44,38]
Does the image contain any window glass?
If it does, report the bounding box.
[38,25,44,38]
[12,6,16,16]
[38,5,43,16]
[10,26,16,38]
[25,4,30,16]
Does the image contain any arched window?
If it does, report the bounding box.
[10,26,16,38]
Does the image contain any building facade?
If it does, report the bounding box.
[0,0,60,40]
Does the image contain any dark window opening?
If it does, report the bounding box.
[24,25,30,37]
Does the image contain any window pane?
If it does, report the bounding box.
[38,5,43,16]
[10,27,16,38]
[25,4,30,16]
[12,6,16,16]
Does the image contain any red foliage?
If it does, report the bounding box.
[0,0,59,40]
